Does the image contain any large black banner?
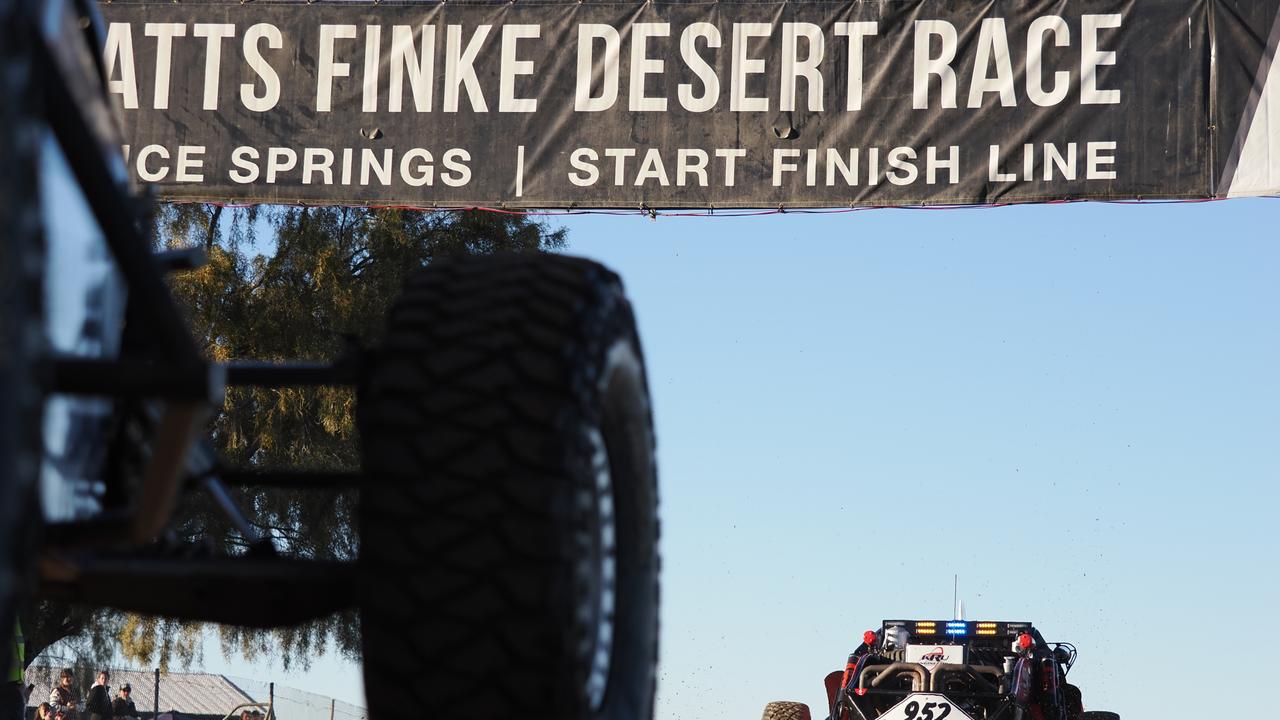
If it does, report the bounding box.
[98,0,1280,207]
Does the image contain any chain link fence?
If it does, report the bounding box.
[222,677,366,720]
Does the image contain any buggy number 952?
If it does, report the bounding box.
[903,700,950,720]
[882,694,972,720]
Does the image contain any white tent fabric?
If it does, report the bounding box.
[1228,11,1280,197]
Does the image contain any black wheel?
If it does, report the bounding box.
[762,701,813,720]
[0,0,44,684]
[1081,713,1120,720]
[357,253,659,720]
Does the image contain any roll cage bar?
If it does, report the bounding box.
[25,0,361,628]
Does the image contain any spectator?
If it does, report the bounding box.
[238,711,250,720]
[110,684,136,720]
[49,669,78,720]
[85,672,111,720]
[36,703,57,720]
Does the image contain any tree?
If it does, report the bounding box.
[24,205,566,672]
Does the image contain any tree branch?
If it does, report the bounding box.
[204,204,223,251]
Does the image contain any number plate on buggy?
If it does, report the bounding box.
[878,693,973,720]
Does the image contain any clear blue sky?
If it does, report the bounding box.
[198,198,1279,720]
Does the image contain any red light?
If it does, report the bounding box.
[863,630,877,645]
[1017,633,1034,650]
[854,688,868,697]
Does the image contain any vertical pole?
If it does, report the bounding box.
[153,669,159,720]
[268,682,274,720]
[329,699,335,720]
[952,575,958,619]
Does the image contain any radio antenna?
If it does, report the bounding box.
[953,575,959,620]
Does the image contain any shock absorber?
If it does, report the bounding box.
[1039,657,1061,715]
[843,630,877,688]
[841,653,860,689]
[1011,656,1034,706]
[1010,633,1035,707]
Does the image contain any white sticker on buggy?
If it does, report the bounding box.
[905,644,966,669]
[878,693,974,720]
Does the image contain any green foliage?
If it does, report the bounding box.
[27,204,565,673]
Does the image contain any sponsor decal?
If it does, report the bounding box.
[906,644,965,669]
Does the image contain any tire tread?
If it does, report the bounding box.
[358,253,657,720]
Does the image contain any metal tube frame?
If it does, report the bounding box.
[845,662,1015,720]
[26,0,367,625]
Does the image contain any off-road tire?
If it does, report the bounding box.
[358,253,659,720]
[0,0,44,679]
[762,701,813,720]
[1081,713,1120,720]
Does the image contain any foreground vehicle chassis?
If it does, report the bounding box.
[35,255,661,720]
[0,0,659,718]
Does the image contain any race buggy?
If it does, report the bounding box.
[761,620,1120,720]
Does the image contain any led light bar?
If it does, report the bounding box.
[882,620,1033,639]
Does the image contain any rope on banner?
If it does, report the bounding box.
[164,194,1279,219]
